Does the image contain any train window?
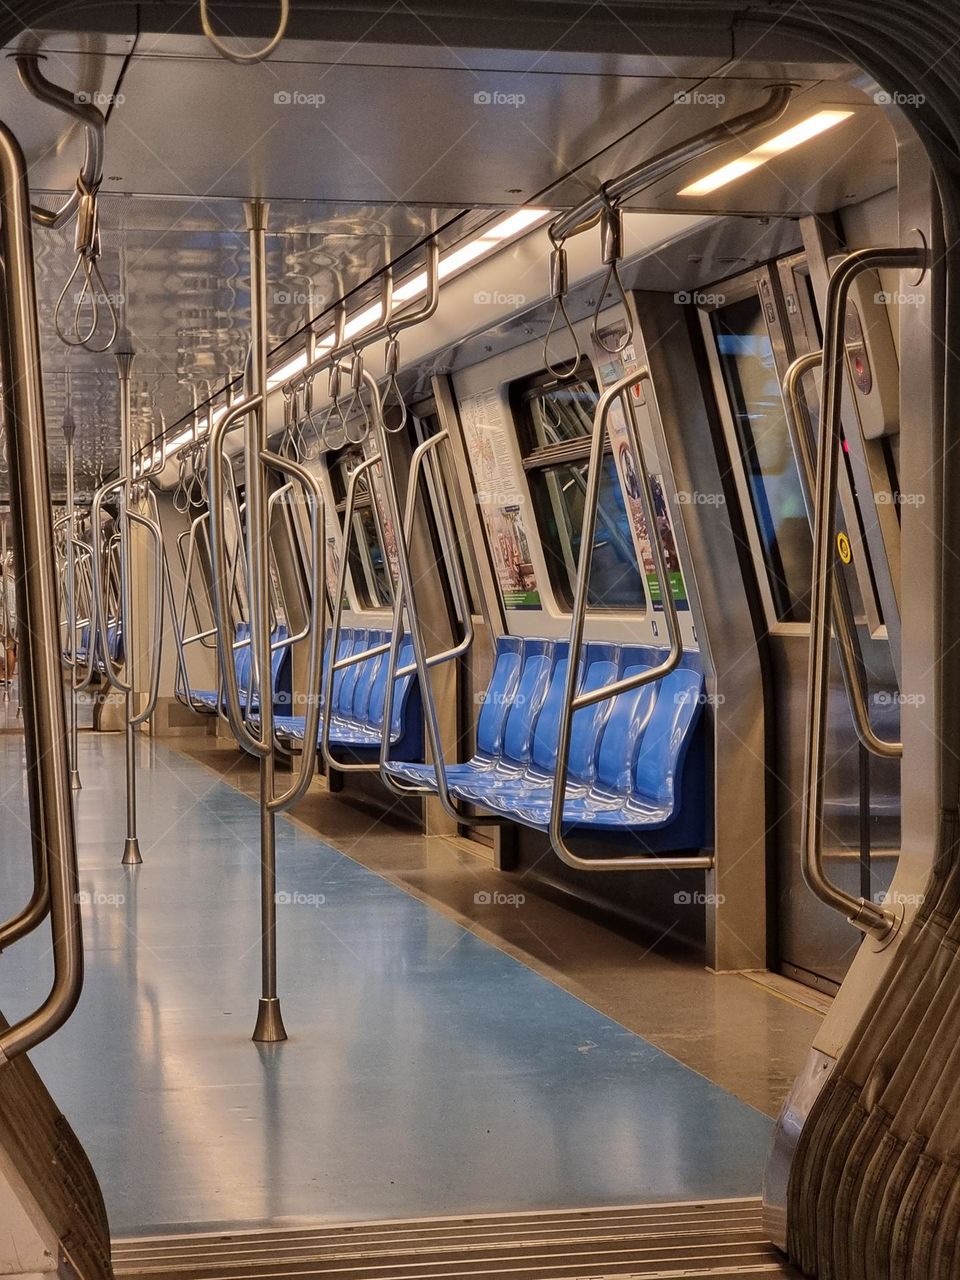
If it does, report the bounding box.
[330,447,391,609]
[711,295,812,624]
[512,366,645,611]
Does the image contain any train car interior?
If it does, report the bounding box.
[0,1,956,1277]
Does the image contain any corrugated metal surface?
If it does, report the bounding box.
[113,1199,799,1278]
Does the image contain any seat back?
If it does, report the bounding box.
[529,645,572,774]
[326,628,355,705]
[633,668,704,806]
[475,637,523,759]
[568,644,620,783]
[366,632,392,729]
[594,665,657,794]
[389,636,417,740]
[500,641,555,767]
[352,630,387,724]
[335,630,366,716]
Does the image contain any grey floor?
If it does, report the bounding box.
[0,731,775,1237]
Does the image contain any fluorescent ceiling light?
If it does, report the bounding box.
[677,110,854,197]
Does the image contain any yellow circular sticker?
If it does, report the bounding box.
[837,531,852,564]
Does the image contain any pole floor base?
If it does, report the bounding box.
[253,997,287,1043]
[122,837,143,866]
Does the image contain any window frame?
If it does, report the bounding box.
[328,444,392,611]
[509,360,647,613]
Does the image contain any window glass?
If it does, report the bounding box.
[513,368,646,611]
[330,446,391,609]
[712,294,812,623]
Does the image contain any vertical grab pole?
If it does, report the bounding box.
[246,200,286,1045]
[116,343,143,866]
[63,413,82,788]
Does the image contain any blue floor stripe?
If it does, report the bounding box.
[0,735,771,1234]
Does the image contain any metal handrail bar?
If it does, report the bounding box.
[800,247,924,940]
[547,366,712,871]
[783,350,901,758]
[549,85,793,245]
[15,53,105,231]
[0,120,83,1061]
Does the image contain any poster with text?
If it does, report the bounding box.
[460,388,541,608]
[593,324,689,611]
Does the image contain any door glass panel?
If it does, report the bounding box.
[712,294,812,623]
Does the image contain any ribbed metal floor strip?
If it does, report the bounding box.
[112,1198,798,1279]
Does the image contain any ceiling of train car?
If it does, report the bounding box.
[29,194,486,496]
[0,28,898,499]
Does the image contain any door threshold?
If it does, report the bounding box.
[113,1198,798,1278]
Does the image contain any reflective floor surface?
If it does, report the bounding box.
[0,732,775,1236]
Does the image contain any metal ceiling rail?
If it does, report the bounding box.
[544,83,794,375]
[549,83,794,244]
[278,241,439,399]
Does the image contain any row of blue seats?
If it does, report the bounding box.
[274,628,423,760]
[192,623,292,714]
[73,620,123,674]
[385,636,707,850]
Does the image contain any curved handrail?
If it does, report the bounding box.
[261,450,325,811]
[90,476,129,692]
[206,391,270,756]
[320,439,476,775]
[782,350,901,758]
[357,379,498,825]
[0,119,83,1063]
[126,505,165,727]
[800,246,925,940]
[15,53,105,230]
[547,366,711,872]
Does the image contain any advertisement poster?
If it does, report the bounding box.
[593,324,689,611]
[460,388,541,608]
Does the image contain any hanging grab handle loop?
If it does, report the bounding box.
[173,453,190,513]
[199,0,289,64]
[53,175,119,353]
[543,238,582,379]
[592,204,633,355]
[344,347,370,445]
[381,332,409,434]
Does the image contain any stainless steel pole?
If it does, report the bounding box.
[63,414,81,788]
[246,200,286,1044]
[1,518,8,703]
[116,343,142,865]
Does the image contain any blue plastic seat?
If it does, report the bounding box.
[193,622,290,715]
[385,637,551,790]
[273,629,423,760]
[450,644,619,811]
[385,636,707,850]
